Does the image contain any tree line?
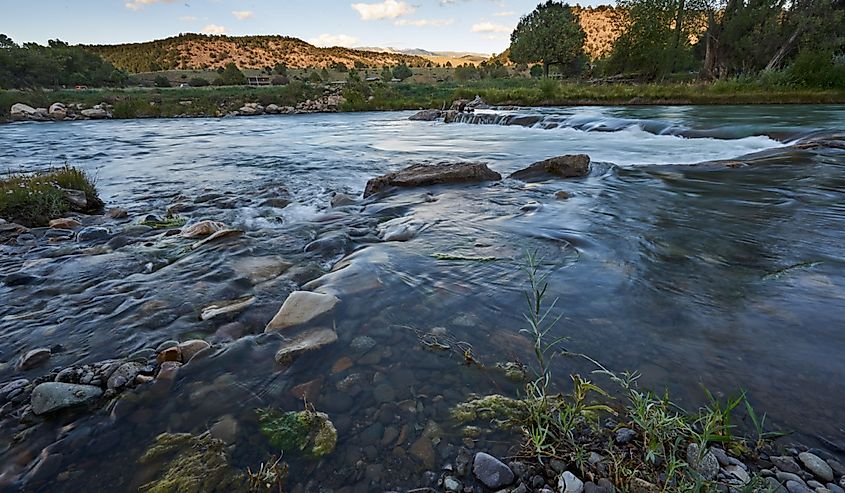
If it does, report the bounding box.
[0,35,127,89]
[509,0,845,87]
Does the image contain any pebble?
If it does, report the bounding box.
[128,348,155,361]
[373,384,395,403]
[559,471,585,493]
[331,357,354,374]
[156,346,181,364]
[778,472,806,485]
[472,452,514,490]
[106,362,144,390]
[550,459,567,474]
[711,447,730,467]
[788,480,815,493]
[687,443,719,480]
[724,464,750,484]
[767,478,789,493]
[350,335,377,352]
[828,484,845,493]
[210,415,239,444]
[410,437,435,469]
[178,339,210,363]
[444,476,461,492]
[827,460,845,478]
[800,452,835,482]
[773,456,804,474]
[17,348,51,370]
[615,427,636,445]
[555,190,571,200]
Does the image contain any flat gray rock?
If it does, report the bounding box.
[472,452,514,489]
[799,452,835,482]
[31,382,103,415]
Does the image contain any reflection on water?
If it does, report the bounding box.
[0,106,844,491]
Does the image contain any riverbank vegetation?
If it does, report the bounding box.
[0,166,101,226]
[452,253,795,492]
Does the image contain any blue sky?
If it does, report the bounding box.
[3,0,609,54]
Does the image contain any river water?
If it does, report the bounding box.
[0,105,844,491]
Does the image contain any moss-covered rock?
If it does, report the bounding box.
[138,432,246,493]
[257,408,337,459]
[451,394,527,426]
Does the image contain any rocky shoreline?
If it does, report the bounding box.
[5,89,347,123]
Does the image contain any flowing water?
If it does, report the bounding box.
[0,105,844,491]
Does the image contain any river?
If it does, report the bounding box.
[0,105,844,491]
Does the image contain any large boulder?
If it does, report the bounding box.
[81,108,108,119]
[409,109,443,121]
[509,154,591,181]
[49,103,67,119]
[264,291,340,332]
[10,103,48,121]
[364,162,502,198]
[238,103,264,116]
[466,95,490,110]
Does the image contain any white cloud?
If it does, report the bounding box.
[309,33,359,47]
[351,0,415,20]
[202,24,227,34]
[179,15,198,21]
[394,18,454,26]
[471,22,512,33]
[125,0,175,11]
[493,11,514,17]
[231,10,253,20]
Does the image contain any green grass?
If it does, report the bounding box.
[0,165,102,226]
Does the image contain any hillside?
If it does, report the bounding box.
[84,34,430,73]
[358,47,491,66]
[575,6,627,60]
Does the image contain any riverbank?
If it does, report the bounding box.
[2,80,844,123]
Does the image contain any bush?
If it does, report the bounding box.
[308,71,322,83]
[0,166,102,226]
[216,62,246,86]
[392,64,413,81]
[154,75,171,88]
[271,75,290,86]
[188,77,210,87]
[786,49,845,89]
[530,65,544,78]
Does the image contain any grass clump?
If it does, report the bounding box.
[0,165,102,226]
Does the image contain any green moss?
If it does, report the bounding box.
[451,394,527,426]
[0,165,102,227]
[257,408,337,459]
[138,432,246,493]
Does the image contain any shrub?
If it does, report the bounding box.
[188,77,210,87]
[154,75,171,88]
[393,63,413,81]
[0,166,102,226]
[271,75,290,86]
[308,71,322,83]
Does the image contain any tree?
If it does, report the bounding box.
[381,66,393,81]
[154,75,171,87]
[320,67,330,80]
[392,63,413,81]
[188,77,209,87]
[508,1,586,78]
[215,62,246,85]
[308,70,322,83]
[273,63,287,75]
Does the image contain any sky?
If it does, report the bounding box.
[2,0,609,54]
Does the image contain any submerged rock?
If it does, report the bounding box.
[363,162,502,198]
[17,348,51,370]
[257,408,337,458]
[138,432,245,493]
[200,296,256,321]
[409,109,443,121]
[264,291,339,332]
[30,382,103,415]
[181,220,227,238]
[473,452,515,489]
[48,218,81,229]
[510,155,591,181]
[274,327,338,365]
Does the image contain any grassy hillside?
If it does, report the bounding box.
[84,34,431,73]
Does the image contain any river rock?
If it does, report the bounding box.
[210,415,239,444]
[264,291,339,332]
[615,427,636,445]
[799,452,835,482]
[107,362,144,389]
[773,456,804,474]
[77,226,110,242]
[472,452,515,489]
[409,109,443,121]
[200,296,255,321]
[687,443,719,480]
[11,103,39,120]
[559,471,585,493]
[181,220,227,238]
[178,339,211,362]
[510,155,591,181]
[49,218,81,229]
[364,162,502,197]
[17,348,51,370]
[81,107,108,119]
[30,382,103,415]
[410,436,435,469]
[330,192,358,207]
[466,95,489,110]
[265,104,281,114]
[49,102,67,119]
[724,464,750,484]
[238,103,264,116]
[787,480,815,493]
[274,327,338,365]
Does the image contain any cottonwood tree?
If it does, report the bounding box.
[508,1,587,78]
